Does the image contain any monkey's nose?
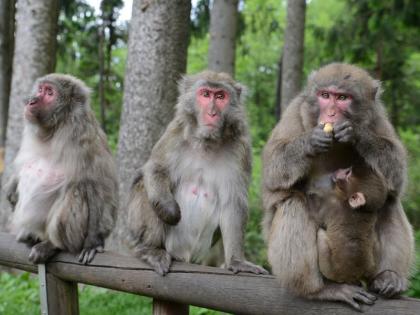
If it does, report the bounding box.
[28,98,38,106]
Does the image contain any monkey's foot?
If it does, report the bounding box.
[313,283,377,312]
[79,245,104,265]
[138,248,172,276]
[369,270,408,298]
[227,259,269,275]
[16,231,41,247]
[28,241,59,264]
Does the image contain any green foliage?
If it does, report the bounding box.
[56,0,126,152]
[0,273,39,315]
[407,230,420,297]
[400,128,420,228]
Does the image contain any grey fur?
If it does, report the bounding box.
[262,63,414,310]
[126,71,267,276]
[8,74,118,264]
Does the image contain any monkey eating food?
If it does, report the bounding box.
[263,63,414,310]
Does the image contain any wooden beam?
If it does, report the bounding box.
[0,232,418,315]
[43,270,79,315]
[153,299,189,315]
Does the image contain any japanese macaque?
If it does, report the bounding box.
[6,74,118,264]
[126,71,267,276]
[307,165,387,284]
[262,63,414,310]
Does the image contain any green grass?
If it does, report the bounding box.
[407,230,420,297]
[0,272,227,315]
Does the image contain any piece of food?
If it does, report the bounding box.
[323,122,333,133]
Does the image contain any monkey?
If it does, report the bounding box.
[307,165,387,285]
[6,74,118,265]
[126,71,267,276]
[262,63,414,310]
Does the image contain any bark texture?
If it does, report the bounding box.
[0,0,15,147]
[0,0,59,229]
[112,0,191,249]
[280,0,306,112]
[208,0,238,76]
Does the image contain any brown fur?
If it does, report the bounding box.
[262,63,414,310]
[307,165,387,284]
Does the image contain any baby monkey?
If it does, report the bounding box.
[307,164,388,284]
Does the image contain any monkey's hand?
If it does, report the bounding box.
[6,178,19,209]
[78,235,105,265]
[7,191,18,209]
[369,270,408,298]
[151,198,181,225]
[333,120,356,144]
[307,125,333,155]
[227,259,269,275]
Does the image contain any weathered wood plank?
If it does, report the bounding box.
[0,232,418,315]
[153,299,189,315]
[43,270,79,315]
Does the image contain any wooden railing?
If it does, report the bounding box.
[0,232,418,315]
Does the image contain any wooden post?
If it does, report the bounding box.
[39,264,79,315]
[153,299,189,315]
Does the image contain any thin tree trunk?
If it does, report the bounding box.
[98,21,107,132]
[280,0,306,112]
[0,0,59,230]
[208,0,238,76]
[274,56,282,121]
[0,0,15,148]
[111,0,191,250]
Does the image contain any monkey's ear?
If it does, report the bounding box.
[234,82,248,103]
[348,192,366,209]
[371,80,383,101]
[178,74,195,95]
[308,70,318,83]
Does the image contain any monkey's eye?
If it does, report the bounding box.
[46,88,53,96]
[337,94,347,101]
[320,92,329,99]
[38,87,43,93]
[202,90,210,97]
[215,92,225,100]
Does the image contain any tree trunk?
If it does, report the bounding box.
[0,0,59,230]
[208,0,238,76]
[0,0,15,148]
[111,0,191,250]
[98,21,107,132]
[274,56,282,121]
[280,0,306,112]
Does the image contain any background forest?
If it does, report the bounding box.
[0,0,419,314]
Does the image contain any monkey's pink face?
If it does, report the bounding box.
[25,83,57,120]
[317,87,352,124]
[196,87,230,128]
